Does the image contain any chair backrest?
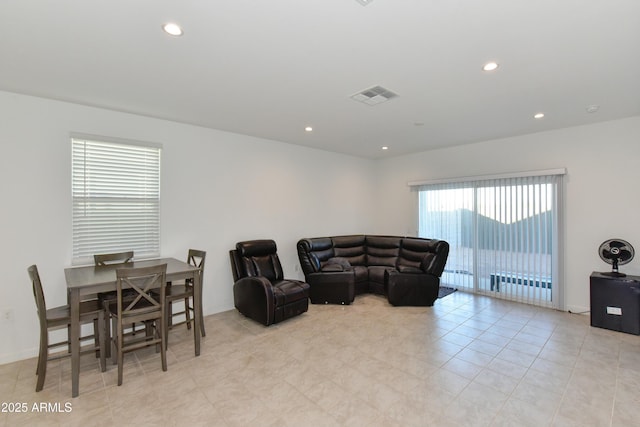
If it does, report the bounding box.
[230,240,284,282]
[186,249,206,284]
[94,251,134,266]
[115,264,167,322]
[27,265,47,329]
[187,249,206,271]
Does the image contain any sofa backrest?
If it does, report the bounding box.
[398,238,449,276]
[296,237,334,274]
[332,235,366,266]
[366,235,400,267]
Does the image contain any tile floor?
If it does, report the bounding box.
[2,291,640,427]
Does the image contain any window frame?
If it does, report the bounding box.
[71,133,162,265]
[410,169,565,309]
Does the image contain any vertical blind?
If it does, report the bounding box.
[72,136,161,265]
[414,170,564,309]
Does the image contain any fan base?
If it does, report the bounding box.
[601,271,627,278]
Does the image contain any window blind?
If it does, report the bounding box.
[72,136,161,265]
[414,170,564,309]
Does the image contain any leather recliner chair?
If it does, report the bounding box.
[229,240,310,326]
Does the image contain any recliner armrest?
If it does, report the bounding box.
[233,276,275,326]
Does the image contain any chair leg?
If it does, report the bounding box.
[199,314,206,336]
[116,317,124,386]
[198,297,206,337]
[103,304,112,359]
[196,280,206,337]
[166,282,173,330]
[93,319,100,358]
[98,312,107,372]
[111,316,118,366]
[159,318,167,372]
[35,328,48,392]
[164,303,170,351]
[184,297,191,330]
[117,343,123,387]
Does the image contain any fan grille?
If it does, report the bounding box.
[598,239,635,277]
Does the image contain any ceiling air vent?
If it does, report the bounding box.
[350,85,398,106]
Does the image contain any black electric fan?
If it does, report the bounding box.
[598,239,635,277]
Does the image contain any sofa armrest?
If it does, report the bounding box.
[233,276,275,326]
[297,238,335,275]
[386,270,440,307]
[419,240,449,277]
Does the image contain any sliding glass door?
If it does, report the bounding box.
[417,173,563,309]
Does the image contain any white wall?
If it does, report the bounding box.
[0,91,376,363]
[373,115,640,313]
[3,88,639,364]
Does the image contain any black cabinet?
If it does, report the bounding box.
[590,271,640,335]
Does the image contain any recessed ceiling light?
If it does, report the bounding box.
[162,23,183,36]
[482,62,499,72]
[355,0,373,5]
[382,146,389,150]
[534,112,545,119]
[304,126,313,132]
[586,105,600,113]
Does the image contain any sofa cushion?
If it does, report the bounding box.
[327,256,351,267]
[273,280,310,305]
[397,265,423,273]
[321,257,351,271]
[368,266,395,295]
[352,265,369,283]
[368,265,395,283]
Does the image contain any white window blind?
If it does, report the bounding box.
[72,136,161,265]
[413,170,564,309]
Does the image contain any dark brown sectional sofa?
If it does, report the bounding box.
[297,235,449,306]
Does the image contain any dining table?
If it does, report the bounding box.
[64,257,202,397]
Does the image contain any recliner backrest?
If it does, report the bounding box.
[234,240,284,282]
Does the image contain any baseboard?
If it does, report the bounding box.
[0,347,38,365]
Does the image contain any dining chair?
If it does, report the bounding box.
[154,249,206,349]
[102,263,167,386]
[94,251,139,357]
[28,265,105,391]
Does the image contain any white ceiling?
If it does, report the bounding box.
[1,0,639,159]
